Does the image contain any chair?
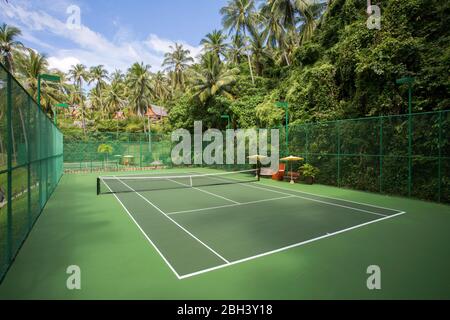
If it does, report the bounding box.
[272,163,286,181]
[260,167,276,177]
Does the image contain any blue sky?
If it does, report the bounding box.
[0,0,228,72]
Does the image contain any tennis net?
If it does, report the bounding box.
[97,169,260,195]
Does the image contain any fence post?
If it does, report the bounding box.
[408,113,412,197]
[140,135,143,168]
[379,116,383,193]
[27,95,32,229]
[337,121,341,187]
[305,124,309,163]
[438,111,442,203]
[6,70,13,264]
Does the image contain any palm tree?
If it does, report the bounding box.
[88,65,109,118]
[126,62,154,116]
[260,1,290,64]
[0,23,23,73]
[268,0,322,44]
[15,49,55,103]
[220,0,257,85]
[104,81,126,117]
[89,65,109,92]
[11,49,52,161]
[162,43,194,90]
[248,27,270,76]
[110,69,124,84]
[200,30,228,61]
[300,1,327,44]
[152,71,171,102]
[189,53,239,103]
[226,34,246,65]
[260,2,284,49]
[67,64,89,135]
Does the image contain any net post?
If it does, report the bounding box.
[96,177,101,195]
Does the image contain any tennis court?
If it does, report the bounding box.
[98,168,405,279]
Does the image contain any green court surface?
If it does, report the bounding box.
[0,168,449,299]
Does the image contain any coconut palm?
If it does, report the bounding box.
[104,81,126,116]
[260,2,285,50]
[189,53,239,103]
[248,27,271,76]
[89,65,109,92]
[0,23,23,73]
[268,0,322,44]
[152,71,171,102]
[200,30,228,61]
[226,34,246,65]
[67,64,89,134]
[126,62,154,116]
[11,49,53,161]
[297,0,326,44]
[14,49,61,110]
[110,69,124,84]
[162,43,194,90]
[88,65,109,118]
[220,0,257,84]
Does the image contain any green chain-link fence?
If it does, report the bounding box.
[288,111,449,204]
[63,132,173,173]
[64,111,449,204]
[0,63,64,282]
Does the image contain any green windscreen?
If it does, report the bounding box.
[289,111,449,204]
[0,63,63,282]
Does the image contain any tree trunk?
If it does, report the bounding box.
[284,51,291,66]
[243,29,255,86]
[79,82,86,137]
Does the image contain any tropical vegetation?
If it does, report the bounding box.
[0,0,448,137]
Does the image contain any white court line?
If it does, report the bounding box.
[102,179,182,280]
[168,195,295,216]
[105,171,407,280]
[260,183,403,213]
[189,170,403,214]
[178,211,406,280]
[168,178,240,205]
[199,173,392,218]
[243,183,389,217]
[115,177,230,264]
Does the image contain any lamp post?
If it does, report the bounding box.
[275,102,289,156]
[221,114,231,129]
[396,77,415,197]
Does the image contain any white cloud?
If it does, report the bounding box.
[146,34,202,58]
[48,56,80,72]
[0,2,202,73]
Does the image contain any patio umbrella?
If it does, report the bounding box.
[280,156,304,184]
